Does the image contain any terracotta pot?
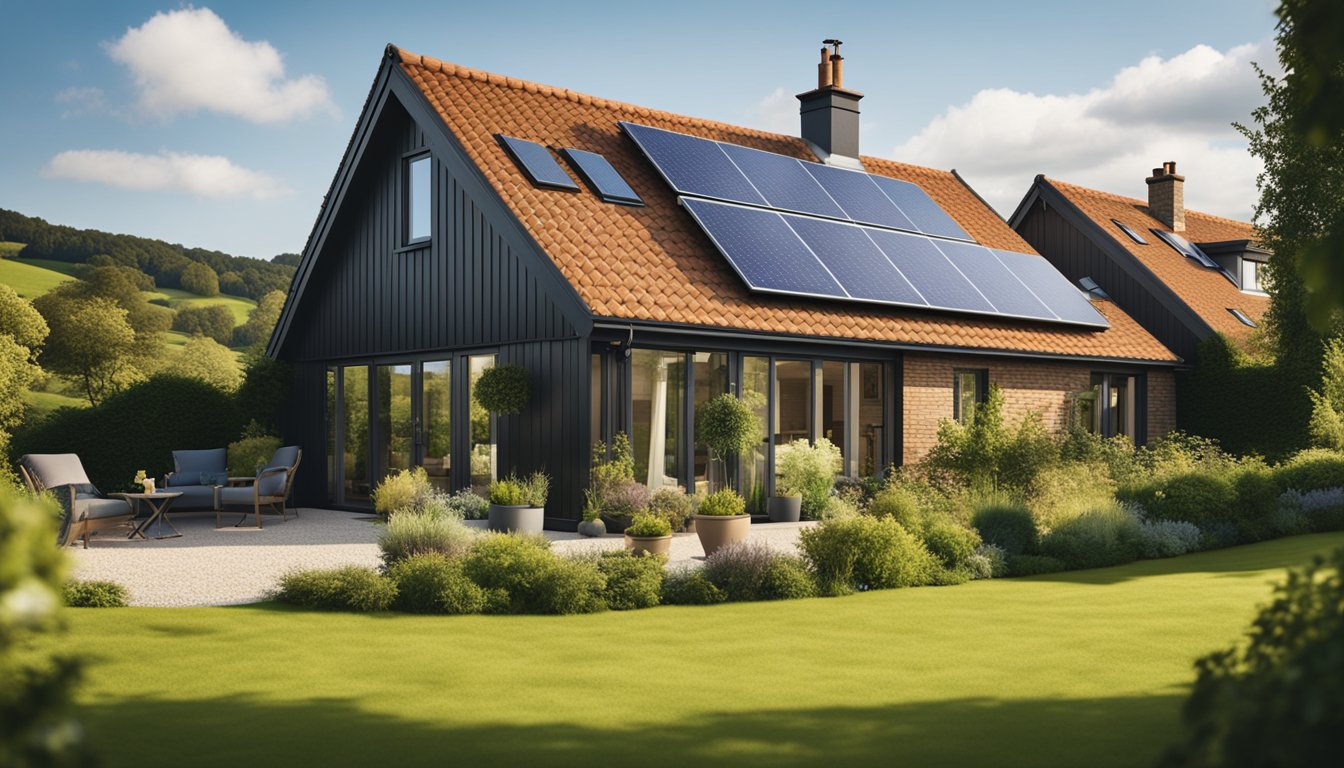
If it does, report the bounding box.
[487,504,544,534]
[767,496,802,523]
[577,518,607,538]
[624,533,672,556]
[692,514,751,557]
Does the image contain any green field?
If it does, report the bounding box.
[50,533,1343,768]
[0,256,77,297]
[145,287,256,325]
[22,388,87,415]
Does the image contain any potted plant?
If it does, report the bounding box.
[695,394,759,492]
[774,438,842,522]
[577,489,607,538]
[487,471,548,534]
[623,512,672,556]
[693,488,749,556]
[599,480,650,533]
[473,363,531,415]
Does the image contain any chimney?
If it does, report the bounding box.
[797,39,864,163]
[1146,161,1185,232]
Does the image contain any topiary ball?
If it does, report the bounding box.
[473,364,530,415]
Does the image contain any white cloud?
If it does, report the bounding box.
[106,7,335,123]
[892,42,1273,220]
[746,87,798,135]
[54,86,109,118]
[43,149,288,200]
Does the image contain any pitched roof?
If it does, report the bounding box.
[1040,178,1268,343]
[393,46,1177,364]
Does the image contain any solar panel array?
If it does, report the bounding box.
[682,198,1109,328]
[496,135,579,190]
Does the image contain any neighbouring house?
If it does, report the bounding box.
[1008,165,1269,364]
[268,42,1178,527]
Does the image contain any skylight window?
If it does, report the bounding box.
[1111,219,1147,244]
[1150,229,1237,285]
[1228,308,1258,327]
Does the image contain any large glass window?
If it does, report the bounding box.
[1090,373,1139,439]
[774,359,812,450]
[820,361,847,467]
[421,361,451,492]
[469,355,497,493]
[407,155,430,243]
[632,349,685,490]
[857,363,885,477]
[326,369,337,500]
[692,351,730,492]
[954,369,988,424]
[377,364,413,478]
[742,356,770,514]
[342,366,371,503]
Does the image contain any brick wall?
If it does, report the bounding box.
[902,353,1177,464]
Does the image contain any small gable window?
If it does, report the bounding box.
[953,369,989,424]
[406,154,431,244]
[1241,259,1268,294]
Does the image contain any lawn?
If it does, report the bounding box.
[50,532,1342,767]
[144,287,256,326]
[22,387,86,416]
[0,255,76,297]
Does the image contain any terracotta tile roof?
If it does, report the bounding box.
[395,47,1178,364]
[1043,178,1269,343]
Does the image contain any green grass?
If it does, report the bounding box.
[49,533,1343,768]
[0,241,27,257]
[144,287,255,326]
[0,255,76,297]
[22,388,87,415]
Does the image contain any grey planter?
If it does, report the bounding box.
[487,504,544,534]
[577,518,607,538]
[767,496,802,523]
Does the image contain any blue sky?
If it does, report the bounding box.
[0,0,1278,260]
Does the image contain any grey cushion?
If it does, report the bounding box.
[199,472,229,486]
[256,468,287,497]
[166,485,218,511]
[20,454,98,495]
[268,446,300,470]
[172,448,226,480]
[73,496,132,521]
[218,486,260,506]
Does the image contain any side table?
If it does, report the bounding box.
[113,491,185,540]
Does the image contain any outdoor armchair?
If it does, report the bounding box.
[215,446,302,529]
[163,448,229,512]
[18,453,135,548]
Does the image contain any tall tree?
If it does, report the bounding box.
[171,336,242,392]
[233,290,286,348]
[34,295,137,406]
[0,284,49,355]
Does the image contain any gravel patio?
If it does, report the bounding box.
[68,508,816,607]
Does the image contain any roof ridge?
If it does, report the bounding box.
[1043,176,1256,232]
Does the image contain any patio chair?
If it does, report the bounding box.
[162,447,229,512]
[18,454,135,548]
[216,446,302,529]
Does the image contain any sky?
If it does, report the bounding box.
[0,0,1280,261]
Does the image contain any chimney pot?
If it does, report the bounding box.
[818,47,833,88]
[1146,160,1186,232]
[798,40,863,161]
[831,55,843,88]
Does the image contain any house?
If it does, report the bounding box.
[267,43,1179,526]
[1008,166,1269,363]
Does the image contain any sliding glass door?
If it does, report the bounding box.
[421,361,452,491]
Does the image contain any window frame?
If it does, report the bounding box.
[1240,257,1268,295]
[952,368,989,424]
[402,152,432,247]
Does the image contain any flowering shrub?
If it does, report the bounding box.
[967,543,1008,579]
[1134,515,1202,559]
[647,486,694,531]
[775,438,842,519]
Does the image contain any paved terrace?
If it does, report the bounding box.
[68,509,816,607]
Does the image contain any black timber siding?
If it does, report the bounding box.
[276,89,591,522]
[1016,199,1202,361]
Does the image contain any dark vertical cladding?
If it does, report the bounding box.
[1015,199,1200,361]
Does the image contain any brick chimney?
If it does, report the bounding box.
[796,40,864,163]
[1146,161,1185,232]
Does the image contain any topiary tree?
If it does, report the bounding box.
[694,393,759,491]
[0,487,92,766]
[1161,546,1344,767]
[472,363,530,415]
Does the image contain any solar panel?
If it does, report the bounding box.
[784,215,925,306]
[803,163,917,231]
[870,176,972,241]
[619,123,766,206]
[1111,219,1147,244]
[718,143,846,219]
[681,198,845,298]
[993,249,1109,327]
[865,229,996,314]
[496,135,579,190]
[559,148,643,205]
[934,240,1056,321]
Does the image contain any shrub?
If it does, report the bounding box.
[925,386,1058,492]
[625,512,671,538]
[63,579,129,608]
[698,542,818,603]
[227,433,282,477]
[1160,548,1344,768]
[488,478,526,506]
[589,432,634,502]
[388,554,488,615]
[473,363,530,414]
[759,555,819,600]
[1132,472,1238,529]
[1135,516,1202,559]
[1006,554,1066,577]
[171,304,234,345]
[462,534,605,614]
[660,569,725,605]
[971,500,1037,556]
[10,374,243,490]
[697,488,745,517]
[596,551,664,610]
[1277,487,1344,533]
[443,489,489,520]
[1028,462,1117,532]
[274,566,397,612]
[1230,464,1279,542]
[967,543,1008,579]
[798,516,938,596]
[1274,448,1344,493]
[1038,503,1141,569]
[234,352,292,433]
[819,495,860,521]
[647,487,693,531]
[868,486,924,529]
[600,480,650,520]
[921,520,981,572]
[372,467,431,517]
[379,512,476,566]
[775,438,842,519]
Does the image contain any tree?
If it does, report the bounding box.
[171,305,235,345]
[171,336,242,392]
[0,284,49,354]
[235,350,292,431]
[1307,337,1344,449]
[0,338,39,432]
[233,290,285,348]
[35,294,137,406]
[179,262,220,297]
